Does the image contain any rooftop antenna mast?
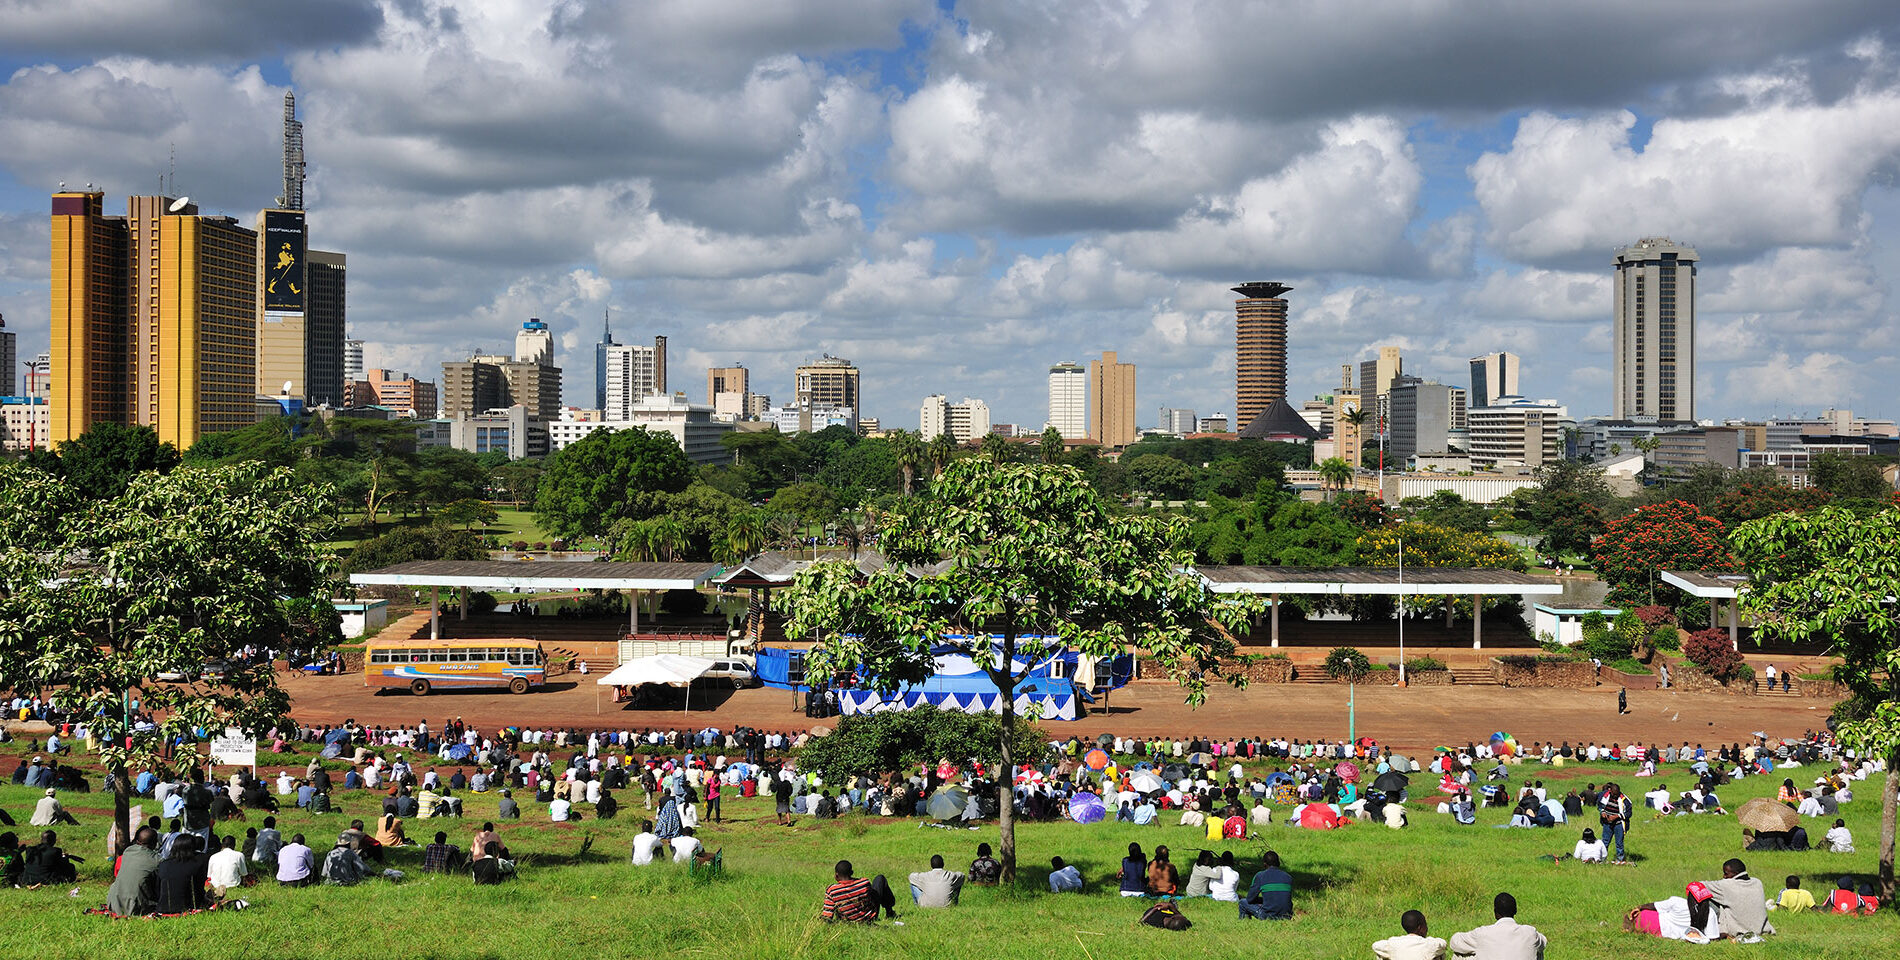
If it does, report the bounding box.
[281,90,306,210]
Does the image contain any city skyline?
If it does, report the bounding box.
[0,3,1897,431]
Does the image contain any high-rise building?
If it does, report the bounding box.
[515,317,554,367]
[1613,237,1698,421]
[362,369,437,418]
[0,313,14,396]
[1089,350,1137,447]
[343,338,365,383]
[1047,361,1086,440]
[1468,351,1520,410]
[795,355,860,423]
[498,360,561,420]
[1358,346,1402,429]
[50,191,130,443]
[708,365,747,405]
[255,208,308,402]
[440,360,506,418]
[1449,386,1468,432]
[594,310,617,411]
[920,394,991,442]
[1232,281,1291,432]
[1160,407,1197,435]
[1387,375,1452,465]
[1469,398,1570,469]
[305,250,345,406]
[602,339,668,420]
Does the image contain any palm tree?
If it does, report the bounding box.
[1318,456,1353,495]
[1040,426,1063,464]
[890,430,924,497]
[648,515,688,562]
[980,432,1009,464]
[836,513,865,559]
[721,509,769,565]
[926,433,956,479]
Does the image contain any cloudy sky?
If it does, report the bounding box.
[2,0,1898,429]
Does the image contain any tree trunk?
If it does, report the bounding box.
[1882,747,1898,900]
[112,750,131,858]
[995,627,1019,885]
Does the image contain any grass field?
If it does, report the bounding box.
[325,507,600,554]
[2,744,1892,959]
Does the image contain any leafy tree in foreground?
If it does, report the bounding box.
[535,427,693,541]
[1732,505,1900,898]
[782,461,1255,883]
[0,461,338,853]
[49,422,182,501]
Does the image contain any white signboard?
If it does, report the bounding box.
[210,727,257,767]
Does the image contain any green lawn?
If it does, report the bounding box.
[2,746,1891,959]
[325,506,600,553]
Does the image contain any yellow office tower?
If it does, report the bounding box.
[49,192,130,444]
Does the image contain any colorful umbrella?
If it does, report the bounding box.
[1334,762,1360,783]
[1084,748,1110,771]
[1298,804,1340,829]
[1068,792,1106,824]
[1488,732,1518,757]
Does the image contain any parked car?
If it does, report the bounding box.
[703,656,758,688]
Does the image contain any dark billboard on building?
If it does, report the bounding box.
[263,210,306,312]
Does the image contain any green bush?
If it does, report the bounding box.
[1649,625,1680,651]
[797,708,1049,781]
[1404,656,1448,672]
[1324,646,1371,680]
[468,591,499,616]
[1732,663,1755,683]
[1263,652,1291,661]
[1606,657,1651,675]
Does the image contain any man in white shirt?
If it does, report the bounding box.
[549,797,572,822]
[1449,893,1545,959]
[1374,909,1448,960]
[669,827,706,864]
[1047,856,1083,892]
[207,834,250,897]
[630,820,662,865]
[908,854,966,907]
[276,771,295,795]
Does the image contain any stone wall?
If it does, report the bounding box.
[1138,657,1296,682]
[1405,670,1454,686]
[1599,666,1657,690]
[1798,678,1847,700]
[1491,657,1598,688]
[1669,663,1757,696]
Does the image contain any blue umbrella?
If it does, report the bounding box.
[447,743,472,761]
[1068,792,1106,824]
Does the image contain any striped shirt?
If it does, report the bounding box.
[822,877,874,922]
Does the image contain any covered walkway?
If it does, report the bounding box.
[1196,566,1563,650]
[349,560,717,640]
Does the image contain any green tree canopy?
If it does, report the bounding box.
[48,422,182,500]
[797,709,1049,783]
[782,460,1255,882]
[1809,452,1892,500]
[1126,453,1197,500]
[768,481,841,525]
[0,460,339,852]
[1732,505,1900,897]
[345,523,489,572]
[535,427,694,541]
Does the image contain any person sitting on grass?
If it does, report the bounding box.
[1827,876,1868,915]
[1239,850,1293,920]
[1373,909,1447,960]
[821,859,896,923]
[1208,851,1241,902]
[1623,895,1719,941]
[472,841,511,885]
[1146,844,1179,896]
[320,836,370,886]
[496,789,519,820]
[471,822,505,863]
[1047,856,1083,893]
[155,835,209,914]
[30,789,78,827]
[1825,819,1854,853]
[20,829,78,886]
[106,828,161,916]
[375,812,408,849]
[421,830,463,874]
[969,843,1001,885]
[630,820,662,866]
[1571,828,1607,863]
[207,834,250,899]
[1183,849,1221,898]
[670,826,713,866]
[1692,858,1773,941]
[1450,892,1545,957]
[1117,843,1148,897]
[1769,875,1815,913]
[908,853,965,907]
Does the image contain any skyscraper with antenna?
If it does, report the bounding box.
[281,91,305,211]
[594,308,618,410]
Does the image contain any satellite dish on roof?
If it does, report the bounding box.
[283,381,294,396]
[168,196,190,212]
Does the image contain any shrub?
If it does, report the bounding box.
[1649,625,1680,651]
[511,540,529,552]
[467,591,499,616]
[1578,611,1630,663]
[1612,610,1646,648]
[1324,646,1371,680]
[1682,628,1746,682]
[531,541,548,551]
[1732,663,1755,684]
[1405,656,1448,672]
[797,707,1049,781]
[1632,605,1674,629]
[1606,657,1652,675]
[1263,652,1291,661]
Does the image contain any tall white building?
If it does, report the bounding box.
[1613,238,1697,422]
[1469,397,1571,469]
[601,342,665,420]
[515,317,554,367]
[1468,352,1519,409]
[1159,407,1197,435]
[921,394,991,442]
[1047,361,1086,439]
[343,339,365,384]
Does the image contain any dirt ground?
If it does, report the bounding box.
[283,669,1835,753]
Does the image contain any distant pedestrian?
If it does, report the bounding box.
[1617,688,1628,715]
[1659,664,1670,689]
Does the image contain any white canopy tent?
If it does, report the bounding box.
[596,654,718,713]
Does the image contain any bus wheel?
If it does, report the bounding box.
[509,677,529,695]
[410,679,430,696]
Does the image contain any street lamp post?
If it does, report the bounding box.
[1397,532,1406,686]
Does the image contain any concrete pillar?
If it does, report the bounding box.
[429,587,440,640]
[458,586,467,621]
[633,591,641,635]
[1729,596,1739,651]
[1270,594,1280,648]
[1473,594,1483,650]
[1709,600,1718,630]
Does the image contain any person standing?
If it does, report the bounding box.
[1598,783,1632,865]
[1764,664,1777,690]
[1450,893,1545,958]
[1617,687,1628,715]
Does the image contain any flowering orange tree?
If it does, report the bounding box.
[1592,500,1735,605]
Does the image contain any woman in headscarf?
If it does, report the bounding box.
[655,794,682,840]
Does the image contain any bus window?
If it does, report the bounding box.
[505,652,520,665]
[449,650,467,662]
[410,652,426,663]
[429,651,448,663]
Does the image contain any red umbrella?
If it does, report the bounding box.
[1299,804,1340,829]
[1335,762,1361,783]
[1084,748,1110,771]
